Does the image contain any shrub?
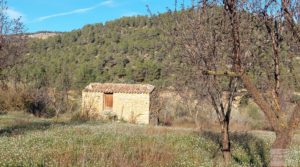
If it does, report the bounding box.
[70,111,90,122]
[71,110,103,122]
[23,88,56,118]
[0,82,75,118]
[104,111,118,121]
[0,84,26,112]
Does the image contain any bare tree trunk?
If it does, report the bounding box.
[221,120,231,164]
[270,130,292,167]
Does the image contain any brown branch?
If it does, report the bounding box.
[271,21,281,100]
[224,0,242,72]
[240,74,279,131]
[282,0,300,43]
[261,7,282,114]
[209,90,224,123]
[225,77,238,120]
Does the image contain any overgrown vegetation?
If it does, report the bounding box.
[1,112,299,167]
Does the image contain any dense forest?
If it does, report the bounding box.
[4,11,299,92]
[7,16,173,90]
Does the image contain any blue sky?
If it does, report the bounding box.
[6,0,183,33]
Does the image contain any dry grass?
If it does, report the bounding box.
[0,112,299,166]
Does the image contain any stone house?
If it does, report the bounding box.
[82,83,155,124]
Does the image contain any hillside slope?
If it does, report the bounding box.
[12,16,170,89]
[8,13,300,91]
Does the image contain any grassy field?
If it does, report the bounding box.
[0,112,299,167]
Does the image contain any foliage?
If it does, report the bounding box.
[4,7,300,94]
[9,16,167,89]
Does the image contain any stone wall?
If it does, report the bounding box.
[113,93,150,124]
[82,92,150,124]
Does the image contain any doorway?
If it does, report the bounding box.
[104,93,113,111]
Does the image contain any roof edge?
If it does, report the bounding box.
[83,83,155,94]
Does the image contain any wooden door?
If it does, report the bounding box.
[104,93,113,110]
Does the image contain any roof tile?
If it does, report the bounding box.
[83,83,155,94]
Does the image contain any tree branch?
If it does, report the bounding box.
[261,5,282,114]
[240,74,280,131]
[225,77,238,121]
[282,0,300,43]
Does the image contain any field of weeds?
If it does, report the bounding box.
[0,112,299,167]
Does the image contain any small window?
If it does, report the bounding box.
[104,93,113,110]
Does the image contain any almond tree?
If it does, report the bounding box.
[162,1,238,163]
[167,0,300,166]
[220,0,300,166]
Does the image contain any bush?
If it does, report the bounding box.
[0,84,26,112]
[70,111,89,122]
[104,111,118,121]
[23,88,56,118]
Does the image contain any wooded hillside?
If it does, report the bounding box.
[8,16,169,90]
[5,11,300,92]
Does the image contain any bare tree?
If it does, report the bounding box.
[220,0,300,166]
[0,0,26,75]
[162,0,300,165]
[160,1,238,163]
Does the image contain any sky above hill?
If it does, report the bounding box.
[7,0,187,33]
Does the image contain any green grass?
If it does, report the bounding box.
[0,112,298,167]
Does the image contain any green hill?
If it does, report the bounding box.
[11,16,171,90]
[7,12,300,92]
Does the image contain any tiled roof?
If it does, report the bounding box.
[83,83,155,94]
